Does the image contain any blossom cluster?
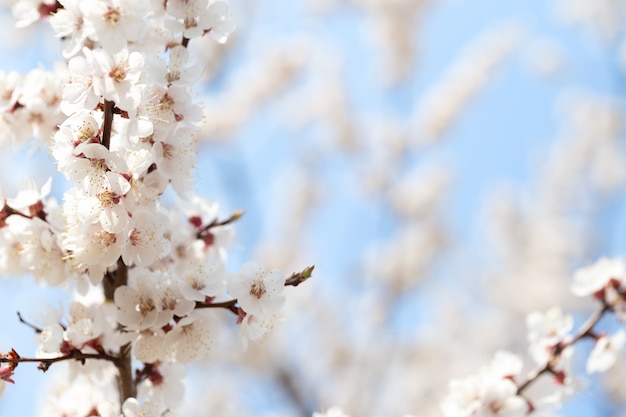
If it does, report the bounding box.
[441,257,626,417]
[0,0,312,415]
[0,67,66,148]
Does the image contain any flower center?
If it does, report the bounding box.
[162,143,175,160]
[159,94,175,112]
[249,279,267,299]
[104,7,122,25]
[76,120,97,142]
[110,63,128,83]
[95,230,117,247]
[136,295,156,316]
[129,228,142,246]
[97,189,118,208]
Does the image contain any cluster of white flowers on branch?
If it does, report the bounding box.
[441,257,626,417]
[307,258,626,417]
[0,0,314,415]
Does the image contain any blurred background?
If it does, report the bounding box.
[1,0,626,416]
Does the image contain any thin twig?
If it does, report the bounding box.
[196,299,239,315]
[16,312,43,334]
[0,349,117,373]
[515,302,611,396]
[285,266,315,287]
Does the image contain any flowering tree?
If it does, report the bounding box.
[0,1,313,415]
[1,1,626,417]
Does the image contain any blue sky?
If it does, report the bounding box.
[0,0,625,416]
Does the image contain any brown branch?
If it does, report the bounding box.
[193,265,314,315]
[4,206,32,220]
[515,302,610,396]
[515,362,551,395]
[197,210,244,236]
[211,209,244,228]
[103,258,136,404]
[193,266,314,317]
[568,302,610,344]
[195,299,239,315]
[17,312,42,334]
[277,368,313,417]
[101,100,114,150]
[1,348,117,372]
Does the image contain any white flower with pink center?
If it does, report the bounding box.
[239,312,274,352]
[49,0,88,59]
[121,397,169,417]
[227,261,286,316]
[137,363,187,407]
[153,273,195,329]
[63,221,126,274]
[133,329,166,364]
[114,273,160,331]
[87,47,145,113]
[80,0,149,54]
[587,330,626,373]
[526,307,573,364]
[164,310,218,363]
[12,216,68,286]
[178,258,226,302]
[65,302,106,347]
[442,351,527,417]
[62,54,100,115]
[76,172,131,233]
[152,124,197,197]
[571,257,625,298]
[122,207,170,267]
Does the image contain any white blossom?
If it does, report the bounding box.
[80,0,149,54]
[87,47,145,113]
[587,330,626,373]
[526,307,573,364]
[442,351,527,417]
[313,407,351,417]
[178,258,226,302]
[48,0,88,58]
[122,207,171,266]
[114,271,161,330]
[121,397,170,417]
[164,310,218,363]
[239,312,275,352]
[137,363,187,407]
[228,261,286,316]
[133,329,166,364]
[62,54,100,114]
[571,257,625,297]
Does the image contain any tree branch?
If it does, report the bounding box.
[16,312,42,334]
[516,302,610,396]
[195,299,239,315]
[104,258,136,404]
[194,266,315,316]
[285,266,315,287]
[0,348,117,372]
[101,100,114,150]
